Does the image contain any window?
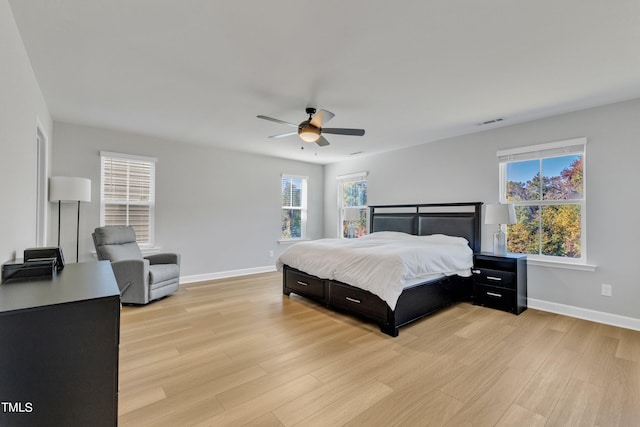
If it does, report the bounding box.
[100,151,156,246]
[281,174,307,240]
[498,138,586,262]
[337,172,368,238]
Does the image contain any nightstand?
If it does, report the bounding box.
[472,253,527,314]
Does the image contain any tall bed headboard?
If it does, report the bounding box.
[369,202,483,253]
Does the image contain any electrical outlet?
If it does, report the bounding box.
[601,284,612,297]
[269,250,274,258]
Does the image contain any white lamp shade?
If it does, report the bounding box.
[485,204,516,225]
[49,176,91,203]
[343,207,361,222]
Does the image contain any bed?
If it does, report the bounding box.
[279,202,482,337]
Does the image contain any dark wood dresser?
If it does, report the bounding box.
[0,261,120,427]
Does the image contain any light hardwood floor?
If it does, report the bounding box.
[118,272,640,426]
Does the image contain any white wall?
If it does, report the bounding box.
[51,122,324,279]
[0,0,52,263]
[325,98,640,324]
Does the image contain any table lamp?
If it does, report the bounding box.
[484,203,516,255]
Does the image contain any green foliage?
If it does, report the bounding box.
[507,206,539,254]
[541,205,581,257]
[506,155,582,257]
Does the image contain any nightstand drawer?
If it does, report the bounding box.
[285,270,326,300]
[472,268,515,289]
[474,284,517,313]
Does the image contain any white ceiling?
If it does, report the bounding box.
[9,0,640,164]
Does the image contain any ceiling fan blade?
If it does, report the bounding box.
[321,127,365,136]
[310,109,335,128]
[257,115,298,128]
[268,131,297,139]
[315,135,330,147]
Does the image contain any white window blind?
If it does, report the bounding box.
[497,138,586,163]
[100,152,156,246]
[336,171,368,184]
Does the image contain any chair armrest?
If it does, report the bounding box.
[110,259,150,304]
[145,253,180,266]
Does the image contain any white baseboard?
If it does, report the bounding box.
[180,265,277,285]
[178,271,640,332]
[528,298,640,331]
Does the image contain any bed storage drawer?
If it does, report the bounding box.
[329,282,388,319]
[285,269,326,300]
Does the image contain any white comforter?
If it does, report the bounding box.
[276,231,473,310]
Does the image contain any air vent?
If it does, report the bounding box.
[479,118,504,126]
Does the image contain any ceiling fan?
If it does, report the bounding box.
[257,107,365,147]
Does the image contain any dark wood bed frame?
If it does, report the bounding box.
[282,202,482,337]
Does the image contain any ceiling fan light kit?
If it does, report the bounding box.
[298,122,321,143]
[257,107,365,147]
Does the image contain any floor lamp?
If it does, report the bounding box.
[49,176,91,263]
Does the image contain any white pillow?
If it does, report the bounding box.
[417,234,470,247]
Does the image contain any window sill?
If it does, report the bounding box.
[139,247,161,256]
[278,239,309,245]
[527,258,597,272]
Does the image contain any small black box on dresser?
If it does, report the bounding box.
[472,253,527,314]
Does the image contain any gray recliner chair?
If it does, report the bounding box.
[92,225,180,304]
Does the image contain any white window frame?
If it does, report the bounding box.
[35,120,49,247]
[280,174,308,241]
[337,171,368,238]
[498,137,588,267]
[100,151,156,247]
